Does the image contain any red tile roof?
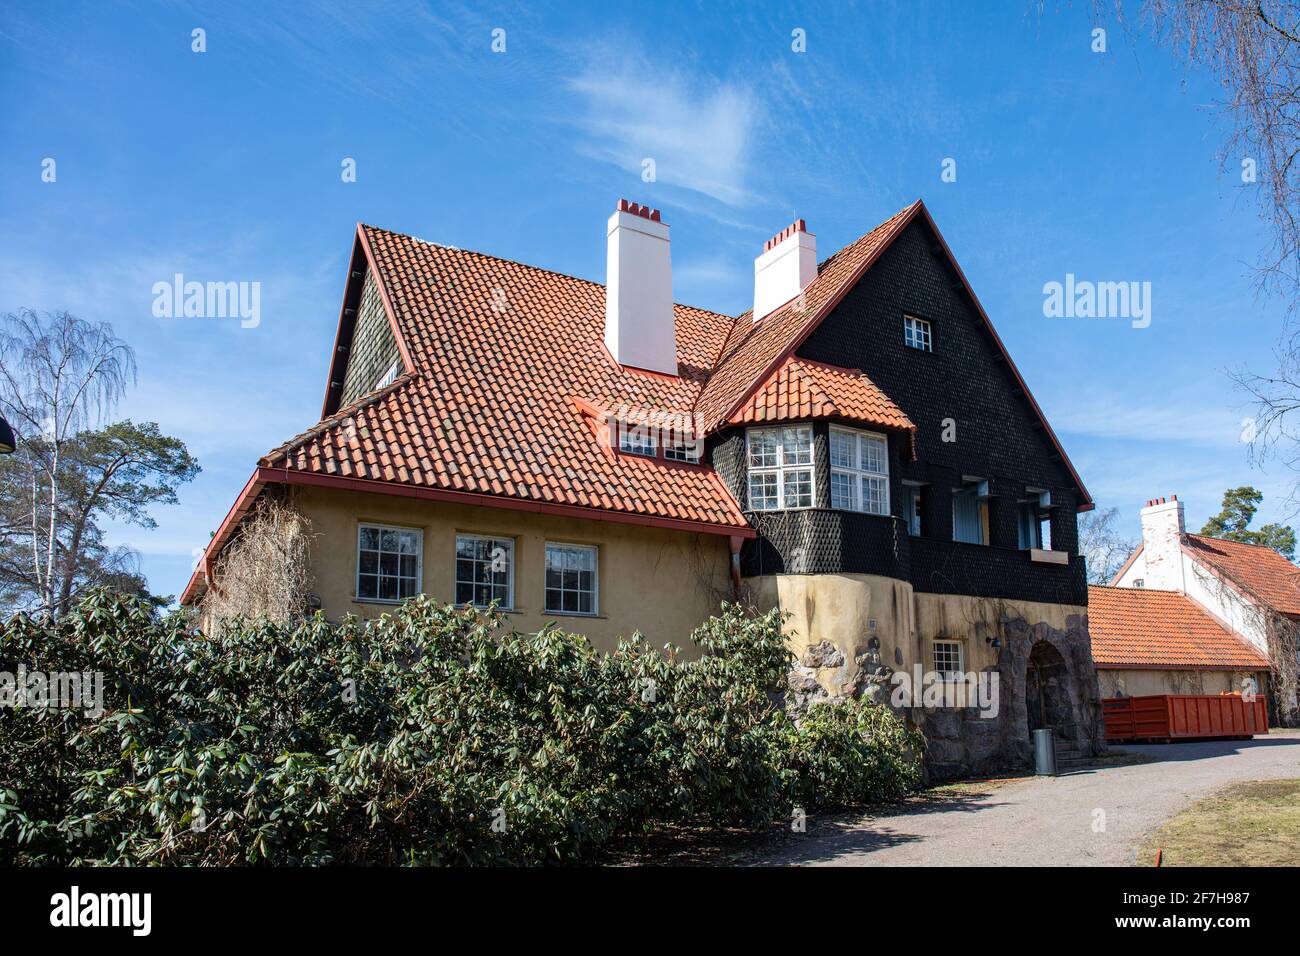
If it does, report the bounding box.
[694,203,920,432]
[262,225,748,531]
[1184,534,1300,616]
[730,357,914,434]
[1088,585,1270,670]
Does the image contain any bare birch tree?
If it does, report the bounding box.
[0,310,136,612]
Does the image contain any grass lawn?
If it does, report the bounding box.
[1141,779,1300,866]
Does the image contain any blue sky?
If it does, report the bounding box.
[1,0,1292,599]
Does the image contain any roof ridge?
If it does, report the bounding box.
[1088,584,1188,595]
[359,222,736,322]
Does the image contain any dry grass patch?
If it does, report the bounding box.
[1141,779,1300,867]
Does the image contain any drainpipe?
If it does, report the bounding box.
[729,535,744,596]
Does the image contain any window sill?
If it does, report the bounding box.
[1028,548,1069,565]
[545,610,604,620]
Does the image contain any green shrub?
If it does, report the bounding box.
[0,590,920,865]
[780,697,924,811]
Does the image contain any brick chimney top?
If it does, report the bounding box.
[763,219,808,253]
[617,198,661,222]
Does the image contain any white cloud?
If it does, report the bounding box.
[566,50,761,207]
[1050,388,1249,448]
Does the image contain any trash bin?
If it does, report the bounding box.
[1033,727,1056,776]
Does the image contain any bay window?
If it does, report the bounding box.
[830,426,889,515]
[747,426,813,510]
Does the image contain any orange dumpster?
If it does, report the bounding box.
[1102,693,1268,743]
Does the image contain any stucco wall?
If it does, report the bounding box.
[745,572,1084,692]
[1097,668,1263,698]
[290,485,732,653]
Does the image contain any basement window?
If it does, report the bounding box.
[933,640,964,681]
[904,315,932,352]
[357,524,422,603]
[830,426,889,516]
[747,426,813,510]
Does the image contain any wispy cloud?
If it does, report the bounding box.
[1050,388,1252,448]
[565,47,761,207]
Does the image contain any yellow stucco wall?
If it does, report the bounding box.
[745,572,1086,694]
[1097,668,1264,698]
[290,486,732,653]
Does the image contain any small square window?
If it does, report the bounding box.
[933,640,964,680]
[904,315,932,352]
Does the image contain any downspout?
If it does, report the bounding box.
[729,535,744,597]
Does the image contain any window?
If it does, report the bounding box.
[357,524,422,602]
[1132,578,1145,589]
[903,484,923,536]
[545,543,598,615]
[830,427,889,515]
[1018,490,1053,550]
[455,534,514,609]
[663,435,701,463]
[747,426,813,510]
[904,315,932,352]
[952,481,989,545]
[933,640,964,681]
[618,420,657,457]
[374,359,400,391]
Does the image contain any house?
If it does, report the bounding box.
[1104,495,1300,720]
[181,197,1106,776]
[1088,584,1270,697]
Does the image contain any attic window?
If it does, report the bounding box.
[904,315,932,352]
[375,359,400,391]
[618,421,657,457]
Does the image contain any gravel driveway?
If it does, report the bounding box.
[761,731,1300,866]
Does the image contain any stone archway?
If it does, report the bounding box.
[1026,640,1076,740]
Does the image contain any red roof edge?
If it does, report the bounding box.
[179,470,269,606]
[255,466,756,539]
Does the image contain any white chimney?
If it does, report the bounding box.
[604,199,677,375]
[753,219,816,322]
[1138,495,1186,591]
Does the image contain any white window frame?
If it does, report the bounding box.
[357,523,423,604]
[903,483,923,536]
[374,359,400,391]
[618,420,658,457]
[904,315,932,352]
[830,426,890,516]
[746,426,814,511]
[663,435,701,463]
[933,640,964,682]
[544,542,599,616]
[454,533,515,610]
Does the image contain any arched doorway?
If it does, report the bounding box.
[1026,641,1075,738]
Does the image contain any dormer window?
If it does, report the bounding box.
[747,426,813,511]
[618,420,657,457]
[664,436,701,463]
[904,315,932,352]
